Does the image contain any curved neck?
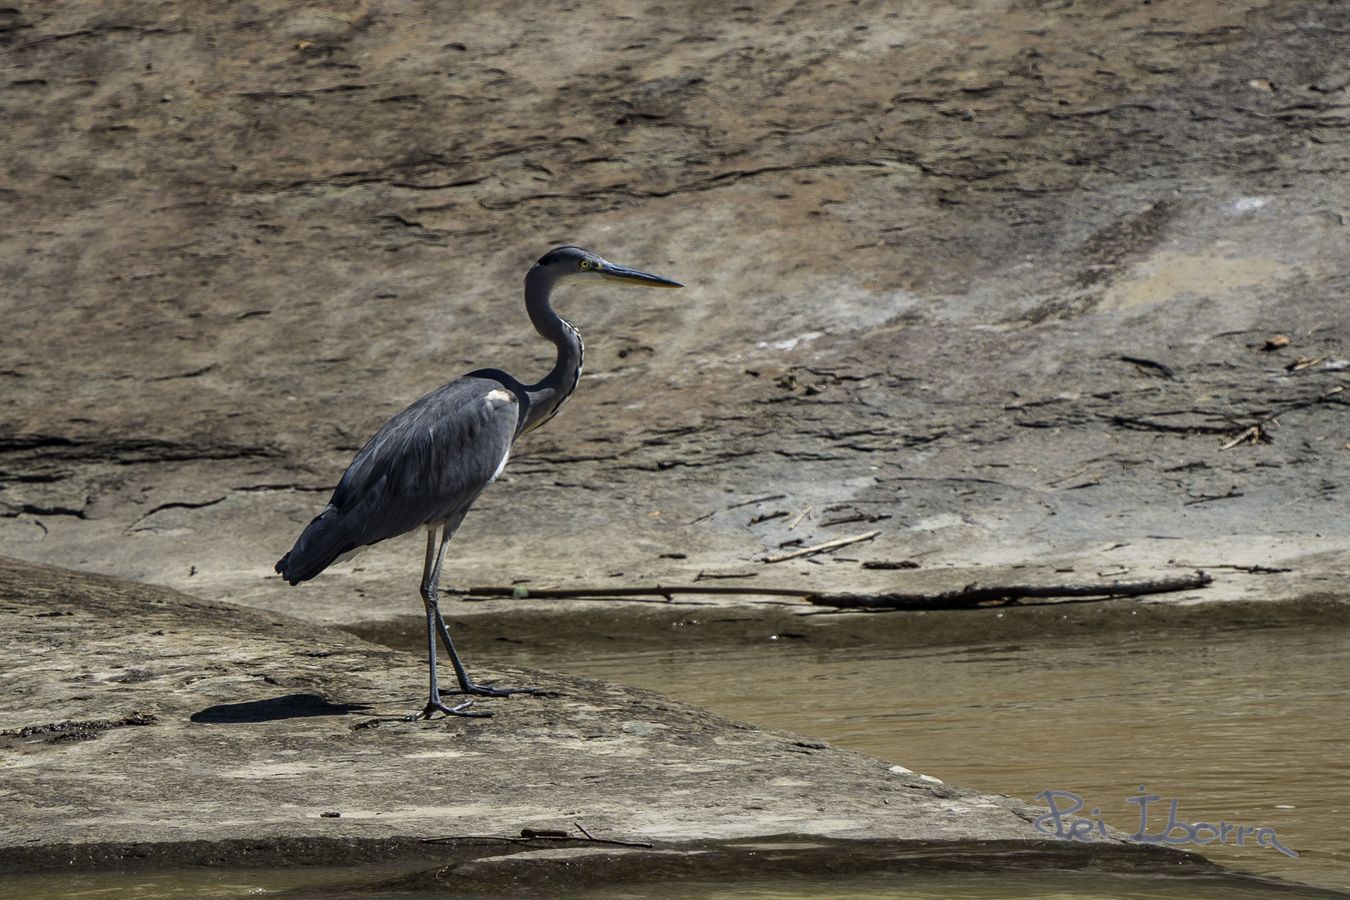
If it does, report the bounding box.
[520,266,584,435]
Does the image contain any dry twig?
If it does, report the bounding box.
[1219,424,1269,450]
[425,823,653,849]
[761,530,881,563]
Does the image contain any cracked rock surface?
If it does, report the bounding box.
[2,0,1348,625]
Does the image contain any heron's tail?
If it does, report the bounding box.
[275,505,354,585]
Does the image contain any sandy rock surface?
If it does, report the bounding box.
[1,1,1347,626]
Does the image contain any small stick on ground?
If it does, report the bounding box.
[1219,424,1267,451]
[574,821,654,848]
[1185,563,1290,574]
[727,493,787,509]
[425,827,653,848]
[761,530,881,564]
[693,570,759,581]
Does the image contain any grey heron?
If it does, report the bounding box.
[276,246,682,718]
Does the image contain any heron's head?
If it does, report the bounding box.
[531,246,683,289]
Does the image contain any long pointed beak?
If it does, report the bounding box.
[600,262,683,288]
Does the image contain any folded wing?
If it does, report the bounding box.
[276,376,521,584]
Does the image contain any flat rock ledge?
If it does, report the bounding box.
[0,556,1211,887]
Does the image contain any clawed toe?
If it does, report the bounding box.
[412,697,491,720]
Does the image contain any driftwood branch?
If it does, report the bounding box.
[448,571,1213,610]
[447,584,818,601]
[804,572,1212,610]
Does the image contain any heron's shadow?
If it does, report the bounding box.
[191,692,372,724]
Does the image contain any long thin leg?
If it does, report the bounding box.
[414,527,486,719]
[427,520,545,699]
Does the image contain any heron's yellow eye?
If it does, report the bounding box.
[579,259,592,270]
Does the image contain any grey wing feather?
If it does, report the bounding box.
[276,376,520,584]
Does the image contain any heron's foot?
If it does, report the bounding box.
[440,682,555,699]
[412,697,491,720]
